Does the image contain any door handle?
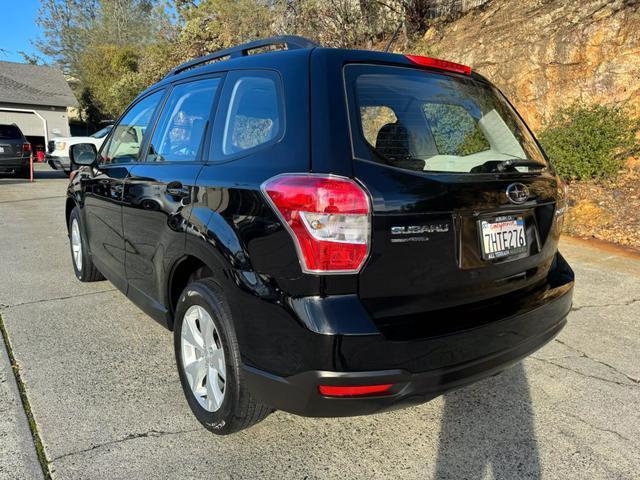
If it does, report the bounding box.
[166,182,190,198]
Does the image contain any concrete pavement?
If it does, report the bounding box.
[0,317,44,480]
[0,164,638,479]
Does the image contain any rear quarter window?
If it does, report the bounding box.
[213,70,284,161]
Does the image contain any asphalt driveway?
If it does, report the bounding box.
[1,165,639,479]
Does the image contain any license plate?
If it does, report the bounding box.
[480,216,527,260]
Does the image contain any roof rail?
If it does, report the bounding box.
[165,35,320,78]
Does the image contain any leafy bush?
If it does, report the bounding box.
[539,103,640,181]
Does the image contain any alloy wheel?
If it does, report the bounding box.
[71,218,82,272]
[180,305,226,412]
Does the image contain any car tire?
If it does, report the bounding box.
[69,206,105,282]
[174,278,272,435]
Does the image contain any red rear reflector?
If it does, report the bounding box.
[319,384,393,397]
[23,143,31,153]
[262,174,371,274]
[405,55,472,76]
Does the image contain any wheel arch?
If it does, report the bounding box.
[65,196,77,229]
[166,236,235,331]
[168,255,213,326]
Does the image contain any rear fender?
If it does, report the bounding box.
[182,213,263,348]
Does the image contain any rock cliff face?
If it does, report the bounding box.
[421,0,640,131]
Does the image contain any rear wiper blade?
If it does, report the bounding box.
[496,159,546,172]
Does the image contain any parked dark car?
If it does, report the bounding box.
[65,36,574,434]
[0,123,31,177]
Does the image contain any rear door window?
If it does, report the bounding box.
[345,64,547,174]
[213,70,284,160]
[146,77,221,163]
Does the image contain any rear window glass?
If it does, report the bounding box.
[345,65,547,174]
[0,125,22,139]
[360,106,397,146]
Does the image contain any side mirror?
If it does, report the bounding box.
[69,143,98,168]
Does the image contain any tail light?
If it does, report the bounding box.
[261,174,371,274]
[555,180,569,227]
[22,143,31,153]
[405,55,472,76]
[319,384,393,397]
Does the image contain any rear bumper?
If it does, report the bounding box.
[0,157,28,171]
[243,253,573,417]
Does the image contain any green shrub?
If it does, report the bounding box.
[539,103,640,181]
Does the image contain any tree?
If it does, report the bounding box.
[177,0,280,58]
[79,44,143,117]
[18,52,45,65]
[35,0,167,76]
[34,0,98,75]
[401,0,435,37]
[31,0,445,120]
[78,88,107,129]
[34,0,171,118]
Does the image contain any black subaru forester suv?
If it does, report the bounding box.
[66,36,574,434]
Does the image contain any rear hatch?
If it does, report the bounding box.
[0,124,25,166]
[343,62,564,336]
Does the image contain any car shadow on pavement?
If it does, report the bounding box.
[34,169,67,180]
[0,179,31,185]
[0,167,66,184]
[434,363,541,479]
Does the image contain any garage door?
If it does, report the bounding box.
[0,110,41,136]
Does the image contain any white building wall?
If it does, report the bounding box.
[0,103,71,138]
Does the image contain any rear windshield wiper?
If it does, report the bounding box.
[470,159,547,174]
[496,159,546,172]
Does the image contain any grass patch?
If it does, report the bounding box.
[0,312,52,479]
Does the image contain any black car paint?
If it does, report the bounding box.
[66,46,574,416]
[123,162,203,321]
[80,165,130,292]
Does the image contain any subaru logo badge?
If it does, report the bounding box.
[506,183,529,204]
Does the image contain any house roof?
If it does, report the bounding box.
[0,61,78,108]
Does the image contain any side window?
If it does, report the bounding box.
[216,71,283,159]
[147,78,220,163]
[101,90,164,165]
